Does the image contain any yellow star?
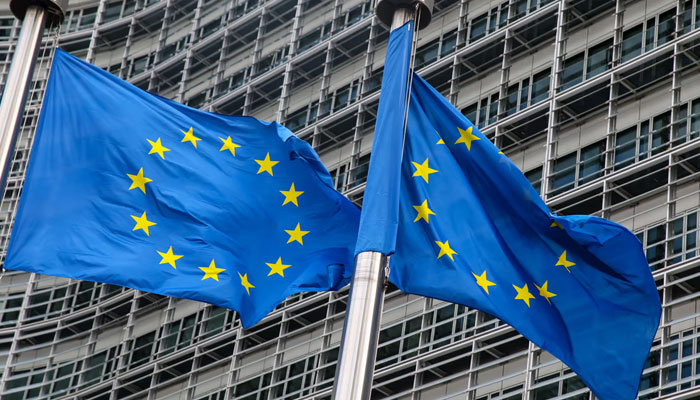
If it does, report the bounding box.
[199,259,225,281]
[454,126,480,150]
[181,126,201,148]
[157,246,183,269]
[436,130,444,144]
[413,199,435,223]
[285,223,309,245]
[147,138,170,159]
[555,250,575,273]
[411,158,438,183]
[127,168,152,194]
[280,183,303,206]
[131,211,156,236]
[513,283,535,307]
[255,152,279,175]
[219,136,241,156]
[534,281,557,304]
[472,270,496,294]
[266,257,291,277]
[435,240,457,261]
[239,272,255,295]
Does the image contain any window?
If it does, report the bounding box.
[376,315,422,369]
[525,167,543,195]
[469,14,488,42]
[350,153,371,187]
[560,39,612,91]
[160,313,199,356]
[550,139,606,195]
[415,38,439,69]
[623,7,680,58]
[329,163,348,191]
[621,24,643,62]
[332,80,360,112]
[0,18,14,40]
[560,52,584,91]
[440,29,457,58]
[586,40,612,78]
[297,22,332,54]
[84,347,119,385]
[468,4,509,43]
[637,212,700,271]
[273,356,317,397]
[103,1,124,23]
[461,92,499,128]
[505,69,550,116]
[254,46,289,76]
[130,331,157,368]
[79,7,98,30]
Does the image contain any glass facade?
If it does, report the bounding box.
[0,0,699,398]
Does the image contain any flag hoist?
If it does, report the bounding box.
[0,0,67,200]
[331,1,434,399]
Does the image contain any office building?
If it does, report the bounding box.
[0,0,699,398]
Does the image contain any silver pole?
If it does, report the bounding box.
[331,8,416,400]
[0,5,48,197]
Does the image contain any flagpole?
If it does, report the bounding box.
[331,1,432,398]
[0,0,66,200]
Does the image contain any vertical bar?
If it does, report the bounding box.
[0,5,47,203]
[331,8,414,399]
[331,251,388,399]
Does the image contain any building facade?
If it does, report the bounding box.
[0,0,699,398]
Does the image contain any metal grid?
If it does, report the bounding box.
[0,0,699,398]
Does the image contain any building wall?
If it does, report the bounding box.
[0,0,699,399]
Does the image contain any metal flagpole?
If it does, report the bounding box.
[0,0,67,198]
[331,1,433,398]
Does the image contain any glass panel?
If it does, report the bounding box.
[552,152,577,193]
[657,9,676,45]
[531,69,550,104]
[519,77,530,111]
[463,103,477,124]
[440,30,457,58]
[621,24,643,62]
[645,18,656,52]
[525,167,542,194]
[579,140,605,184]
[614,126,637,169]
[652,111,670,154]
[690,100,700,139]
[561,52,584,90]
[103,2,123,23]
[639,121,650,159]
[79,7,98,30]
[469,14,488,42]
[415,40,439,69]
[506,84,519,116]
[673,103,688,145]
[586,39,612,78]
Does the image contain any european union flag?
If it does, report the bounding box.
[359,24,661,399]
[5,49,359,328]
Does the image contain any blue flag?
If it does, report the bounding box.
[5,49,360,328]
[359,28,661,399]
[355,21,412,254]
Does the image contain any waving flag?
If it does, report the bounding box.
[5,49,359,328]
[357,23,661,400]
